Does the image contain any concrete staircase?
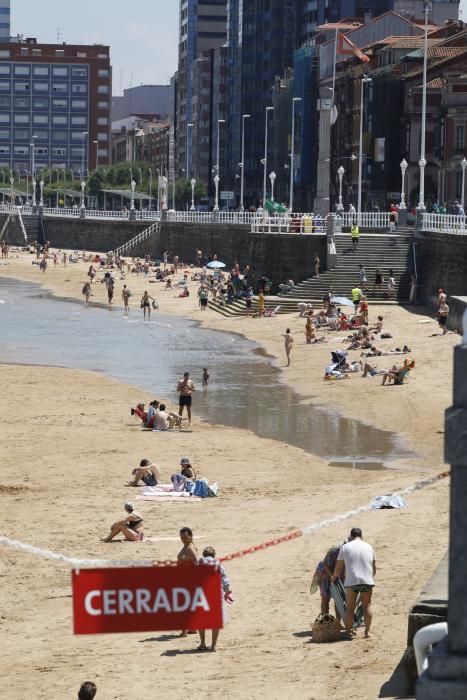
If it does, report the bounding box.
[208,295,297,317]
[20,212,42,244]
[280,232,415,303]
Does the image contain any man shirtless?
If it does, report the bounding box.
[177,372,196,424]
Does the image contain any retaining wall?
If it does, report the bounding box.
[416,231,467,307]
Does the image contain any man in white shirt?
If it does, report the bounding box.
[333,527,376,639]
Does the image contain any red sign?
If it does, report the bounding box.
[72,565,223,635]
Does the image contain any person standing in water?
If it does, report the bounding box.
[177,371,196,424]
[283,328,294,366]
[202,368,209,387]
[140,290,155,320]
[122,285,131,313]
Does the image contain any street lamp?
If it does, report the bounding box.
[130,179,136,211]
[148,168,152,211]
[30,135,37,207]
[137,167,143,211]
[80,180,85,209]
[186,122,193,180]
[418,1,430,212]
[24,170,29,203]
[399,159,408,209]
[93,139,98,170]
[39,179,44,207]
[81,131,88,180]
[9,174,14,204]
[461,158,467,210]
[190,177,196,211]
[213,118,225,211]
[337,165,345,212]
[289,96,302,212]
[357,75,372,223]
[269,171,276,202]
[156,168,160,214]
[263,106,274,205]
[240,113,250,211]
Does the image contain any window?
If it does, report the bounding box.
[456,125,465,151]
[0,114,10,123]
[15,82,30,92]
[52,98,68,108]
[0,129,10,139]
[97,69,109,78]
[98,148,108,157]
[14,145,29,154]
[0,81,9,91]
[97,101,109,109]
[0,96,9,107]
[14,129,28,139]
[71,147,84,156]
[71,99,86,109]
[52,82,67,92]
[76,52,87,58]
[32,49,42,56]
[33,97,48,109]
[33,115,48,124]
[97,132,108,141]
[55,49,65,56]
[71,83,87,93]
[0,65,10,75]
[52,146,67,156]
[71,67,87,78]
[20,47,28,56]
[97,84,108,94]
[14,97,29,109]
[14,114,29,124]
[97,53,108,59]
[36,146,48,155]
[71,116,86,126]
[14,65,30,76]
[33,82,48,91]
[53,66,68,77]
[52,130,67,141]
[71,131,85,140]
[97,117,108,126]
[33,66,48,76]
[0,145,9,153]
[32,130,48,140]
[52,115,67,125]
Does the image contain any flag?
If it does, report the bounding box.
[330,104,338,125]
[337,33,370,63]
[265,199,287,213]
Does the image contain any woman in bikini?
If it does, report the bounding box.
[140,290,155,320]
[177,527,199,637]
[102,502,144,542]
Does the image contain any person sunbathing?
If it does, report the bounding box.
[102,502,144,542]
[368,315,384,334]
[381,359,415,385]
[126,459,161,487]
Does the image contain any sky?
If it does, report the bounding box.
[11,0,179,94]
[10,1,467,96]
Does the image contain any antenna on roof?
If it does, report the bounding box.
[56,27,62,44]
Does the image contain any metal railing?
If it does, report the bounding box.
[16,210,27,243]
[422,213,467,234]
[113,221,160,258]
[337,212,391,228]
[0,213,9,240]
[250,213,325,235]
[166,210,254,225]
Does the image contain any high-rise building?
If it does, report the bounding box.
[0,1,10,42]
[0,38,111,175]
[176,0,227,177]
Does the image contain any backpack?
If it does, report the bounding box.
[193,479,209,498]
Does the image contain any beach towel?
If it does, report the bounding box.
[137,494,202,502]
[369,494,408,509]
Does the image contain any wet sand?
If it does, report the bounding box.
[0,249,454,699]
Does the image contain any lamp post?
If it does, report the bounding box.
[24,170,29,204]
[9,174,14,205]
[417,1,430,214]
[269,171,276,202]
[337,165,345,212]
[289,96,302,212]
[130,179,136,210]
[30,135,37,208]
[190,177,196,211]
[156,168,160,214]
[137,167,142,211]
[357,75,372,223]
[263,106,274,205]
[148,168,152,211]
[213,118,225,211]
[93,139,98,171]
[81,131,88,180]
[399,159,408,209]
[186,122,193,180]
[461,157,467,210]
[39,179,44,207]
[80,180,85,209]
[240,113,250,211]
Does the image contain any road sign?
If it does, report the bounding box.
[220,191,234,200]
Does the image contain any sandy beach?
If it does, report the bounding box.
[0,248,455,699]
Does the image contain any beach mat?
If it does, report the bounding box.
[137,495,202,502]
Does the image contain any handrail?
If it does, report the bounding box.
[17,210,27,243]
[422,212,467,234]
[0,213,10,241]
[113,221,159,258]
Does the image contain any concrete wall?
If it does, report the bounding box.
[42,218,150,253]
[416,231,467,307]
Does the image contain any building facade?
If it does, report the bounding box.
[111,84,171,123]
[0,39,111,176]
[0,0,10,41]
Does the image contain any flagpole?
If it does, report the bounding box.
[331,29,338,106]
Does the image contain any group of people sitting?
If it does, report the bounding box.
[131,400,183,430]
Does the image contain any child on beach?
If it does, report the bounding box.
[283,328,294,366]
[82,281,91,304]
[202,368,209,386]
[198,546,234,652]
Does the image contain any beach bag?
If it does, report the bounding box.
[311,614,342,643]
[193,479,209,498]
[207,482,219,497]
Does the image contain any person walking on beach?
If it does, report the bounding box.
[313,252,320,278]
[387,270,396,299]
[177,371,196,424]
[437,300,449,334]
[333,527,376,639]
[107,276,114,305]
[82,281,91,304]
[140,290,155,320]
[351,223,359,249]
[122,284,131,313]
[257,290,265,317]
[178,527,199,638]
[198,546,234,652]
[283,328,294,366]
[358,264,368,292]
[374,269,383,296]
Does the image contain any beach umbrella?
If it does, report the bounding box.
[207,261,226,269]
[330,296,354,307]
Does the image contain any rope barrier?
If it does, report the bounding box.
[0,470,450,569]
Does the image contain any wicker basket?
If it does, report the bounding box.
[311,613,342,643]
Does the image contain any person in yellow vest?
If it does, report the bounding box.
[351,223,360,249]
[352,285,363,315]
